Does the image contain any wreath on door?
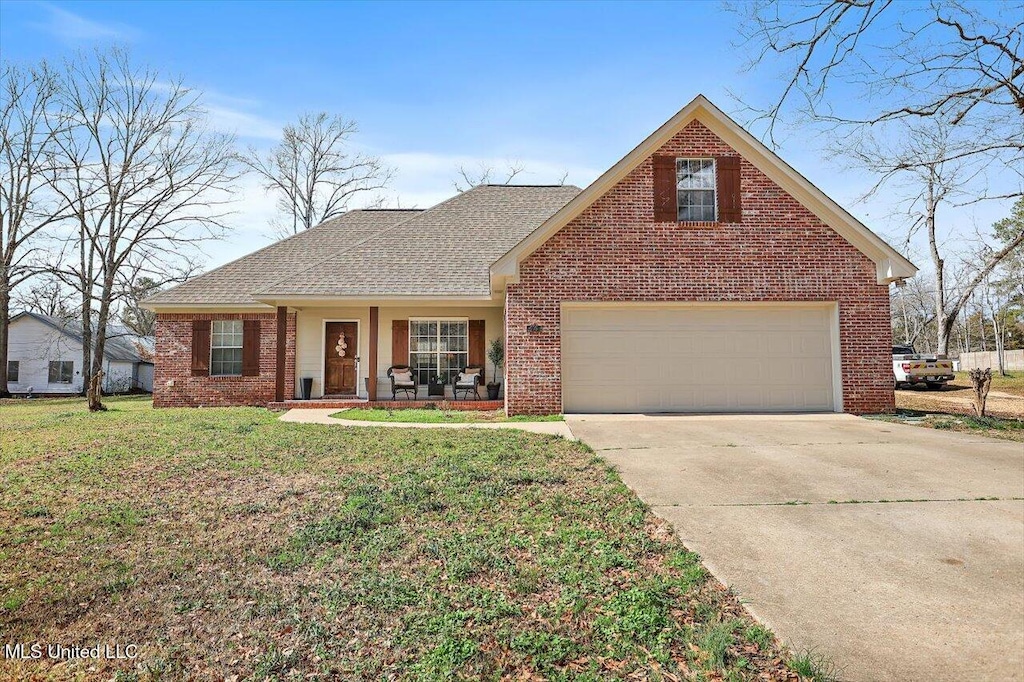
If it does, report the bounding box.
[335,333,348,357]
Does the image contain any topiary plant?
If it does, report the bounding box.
[487,338,504,387]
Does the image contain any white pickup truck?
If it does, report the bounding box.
[892,345,955,390]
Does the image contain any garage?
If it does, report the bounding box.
[560,304,839,413]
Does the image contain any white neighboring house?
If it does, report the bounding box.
[7,312,154,395]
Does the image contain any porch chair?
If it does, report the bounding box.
[387,365,417,400]
[452,366,484,400]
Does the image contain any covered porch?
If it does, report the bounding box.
[267,301,505,406]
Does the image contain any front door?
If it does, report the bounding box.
[325,321,358,395]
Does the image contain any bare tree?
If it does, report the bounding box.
[452,160,527,193]
[11,279,76,321]
[847,119,1024,355]
[47,48,236,409]
[119,276,162,336]
[891,277,937,350]
[0,60,64,397]
[734,1,1023,145]
[241,112,391,237]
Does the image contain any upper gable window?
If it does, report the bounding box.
[676,159,716,222]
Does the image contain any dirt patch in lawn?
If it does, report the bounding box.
[896,382,1024,419]
[1,397,805,681]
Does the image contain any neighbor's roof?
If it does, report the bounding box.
[10,311,153,363]
[254,185,581,300]
[144,209,423,306]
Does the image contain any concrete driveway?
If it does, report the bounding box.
[566,413,1024,682]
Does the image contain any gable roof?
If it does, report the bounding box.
[10,311,152,363]
[491,95,917,286]
[254,184,581,301]
[144,209,423,306]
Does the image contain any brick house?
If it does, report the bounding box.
[144,95,916,415]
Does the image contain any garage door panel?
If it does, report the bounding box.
[562,305,836,413]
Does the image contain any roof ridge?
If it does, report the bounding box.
[479,183,583,189]
[250,187,485,297]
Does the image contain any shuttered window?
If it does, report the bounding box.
[211,320,244,376]
[676,158,716,222]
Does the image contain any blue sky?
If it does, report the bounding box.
[0,0,1012,269]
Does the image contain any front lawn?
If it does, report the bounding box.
[948,370,1024,396]
[1,397,801,681]
[333,407,563,423]
[871,411,1024,442]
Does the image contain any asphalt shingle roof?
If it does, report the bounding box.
[145,209,421,305]
[146,186,580,305]
[256,185,581,298]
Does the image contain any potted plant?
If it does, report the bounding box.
[486,338,504,400]
[428,374,446,397]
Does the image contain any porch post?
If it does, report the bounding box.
[368,306,379,401]
[275,306,287,402]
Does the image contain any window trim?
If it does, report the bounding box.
[209,319,244,377]
[48,360,74,384]
[676,157,717,223]
[7,360,19,383]
[408,317,470,385]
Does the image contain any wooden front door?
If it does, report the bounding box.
[324,321,358,395]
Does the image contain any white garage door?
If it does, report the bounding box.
[561,305,837,413]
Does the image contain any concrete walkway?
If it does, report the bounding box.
[566,413,1024,682]
[279,408,575,439]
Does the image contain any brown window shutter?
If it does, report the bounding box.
[392,319,409,366]
[652,155,677,222]
[242,319,261,376]
[716,156,741,223]
[468,320,485,383]
[191,320,210,377]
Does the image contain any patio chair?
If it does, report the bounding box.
[452,366,484,400]
[387,365,417,400]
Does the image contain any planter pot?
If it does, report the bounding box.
[428,382,445,397]
[486,383,501,400]
[300,377,314,400]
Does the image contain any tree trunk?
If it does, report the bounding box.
[80,292,92,397]
[993,311,1006,376]
[0,282,10,398]
[89,276,114,411]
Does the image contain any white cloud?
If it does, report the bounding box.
[202,102,282,142]
[34,3,141,43]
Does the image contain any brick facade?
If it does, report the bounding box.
[505,120,894,416]
[153,312,295,407]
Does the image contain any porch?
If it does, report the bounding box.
[268,303,504,405]
[267,398,505,411]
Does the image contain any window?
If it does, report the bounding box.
[7,361,19,383]
[48,361,73,383]
[676,158,716,222]
[409,320,468,385]
[210,320,244,376]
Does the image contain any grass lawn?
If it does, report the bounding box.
[952,370,1024,396]
[871,411,1024,442]
[892,370,1024,439]
[1,396,805,681]
[333,407,563,423]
